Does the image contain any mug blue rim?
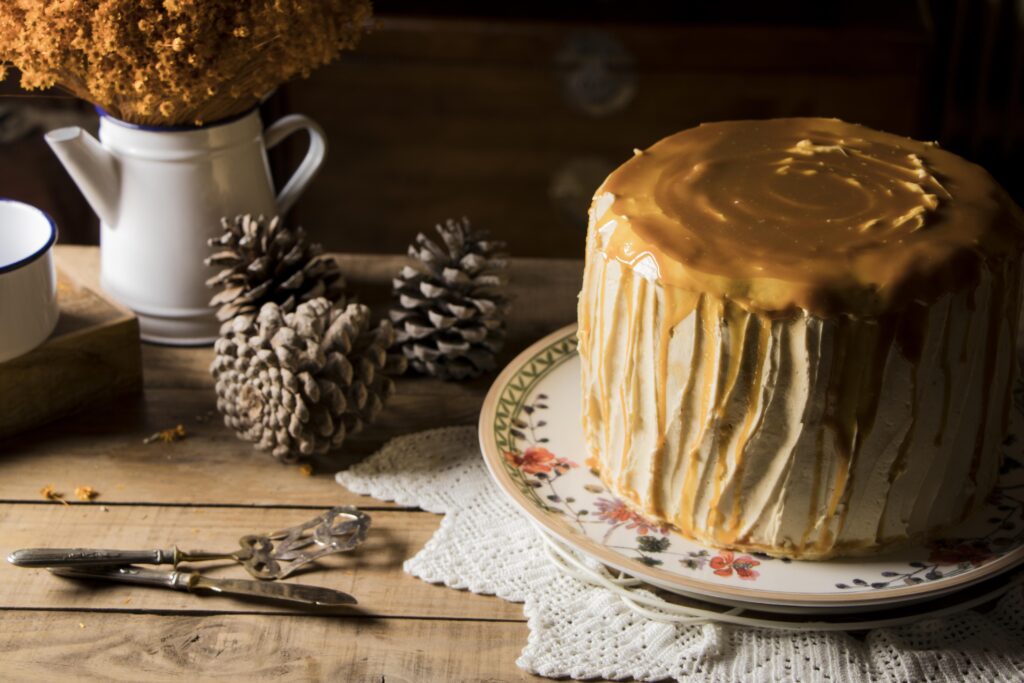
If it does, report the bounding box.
[0,199,59,276]
[94,104,260,132]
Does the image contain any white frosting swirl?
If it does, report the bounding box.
[577,234,1018,559]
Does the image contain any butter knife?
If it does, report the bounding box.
[49,565,357,607]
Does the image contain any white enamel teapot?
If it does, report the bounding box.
[46,108,326,345]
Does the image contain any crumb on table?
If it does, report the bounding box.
[143,424,187,444]
[74,485,99,501]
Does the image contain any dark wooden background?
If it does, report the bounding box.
[1,0,1021,258]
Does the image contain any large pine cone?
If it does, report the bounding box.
[390,218,508,380]
[206,214,345,330]
[211,298,405,462]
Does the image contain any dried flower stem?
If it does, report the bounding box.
[40,485,70,506]
[144,424,187,444]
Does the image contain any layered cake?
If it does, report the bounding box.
[578,118,1024,560]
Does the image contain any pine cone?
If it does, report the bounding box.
[206,214,345,330]
[390,217,508,380]
[211,298,406,462]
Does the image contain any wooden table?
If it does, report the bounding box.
[0,246,587,682]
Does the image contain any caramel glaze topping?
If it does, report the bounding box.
[594,117,1024,317]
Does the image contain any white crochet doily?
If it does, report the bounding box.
[337,426,1024,682]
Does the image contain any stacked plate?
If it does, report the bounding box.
[479,325,1024,627]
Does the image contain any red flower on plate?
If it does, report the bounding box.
[505,446,559,475]
[593,497,667,536]
[594,497,632,523]
[709,551,761,580]
[553,457,579,474]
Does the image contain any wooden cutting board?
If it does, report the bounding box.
[0,252,142,440]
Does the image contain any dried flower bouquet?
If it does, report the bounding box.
[0,0,372,126]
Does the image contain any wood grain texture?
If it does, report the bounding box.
[53,245,583,364]
[0,247,580,507]
[0,504,523,621]
[0,263,141,440]
[0,247,587,682]
[0,611,551,682]
[0,374,486,507]
[287,17,927,258]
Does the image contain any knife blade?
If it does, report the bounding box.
[49,565,356,607]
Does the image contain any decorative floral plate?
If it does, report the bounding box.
[478,325,1024,612]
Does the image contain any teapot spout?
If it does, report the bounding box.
[45,127,119,227]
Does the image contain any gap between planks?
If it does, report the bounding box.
[0,609,556,683]
[0,500,415,511]
[0,504,525,621]
[0,606,526,623]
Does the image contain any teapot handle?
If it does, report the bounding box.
[263,114,327,216]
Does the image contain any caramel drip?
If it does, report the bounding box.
[679,295,717,535]
[819,309,919,548]
[704,303,751,535]
[852,318,898,450]
[648,286,693,514]
[719,319,772,545]
[873,307,928,542]
[936,304,955,447]
[593,255,610,471]
[827,319,856,534]
[828,315,899,544]
[964,259,1017,513]
[802,427,825,549]
[821,315,855,464]
[594,117,1024,317]
[655,291,671,445]
[617,270,639,486]
[578,231,596,469]
[821,372,854,548]
[660,288,702,340]
[663,292,704,520]
[800,317,850,550]
[719,303,751,415]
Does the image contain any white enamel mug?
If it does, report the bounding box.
[0,200,58,362]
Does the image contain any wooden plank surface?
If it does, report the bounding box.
[0,504,523,621]
[0,247,589,682]
[52,245,583,357]
[0,611,542,682]
[0,246,581,507]
[0,367,491,507]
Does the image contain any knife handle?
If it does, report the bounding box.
[49,565,192,590]
[7,547,179,568]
